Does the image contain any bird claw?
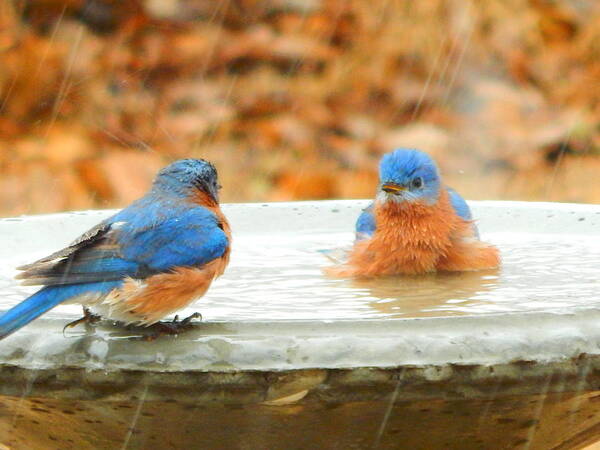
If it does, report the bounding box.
[63,307,101,334]
[143,312,202,341]
[174,312,202,326]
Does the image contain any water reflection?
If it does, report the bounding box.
[353,269,500,318]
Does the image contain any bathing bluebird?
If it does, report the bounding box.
[326,148,499,277]
[0,159,231,340]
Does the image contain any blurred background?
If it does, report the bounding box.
[0,0,598,216]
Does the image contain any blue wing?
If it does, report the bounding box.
[355,187,478,239]
[16,196,228,286]
[115,198,228,272]
[355,203,376,241]
[446,187,472,220]
[446,187,479,237]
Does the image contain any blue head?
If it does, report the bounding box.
[152,159,221,202]
[377,149,441,205]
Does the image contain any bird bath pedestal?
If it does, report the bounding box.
[1,200,600,449]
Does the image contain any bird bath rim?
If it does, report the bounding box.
[1,199,600,375]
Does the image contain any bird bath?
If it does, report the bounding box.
[1,200,600,449]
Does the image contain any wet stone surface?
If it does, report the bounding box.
[2,201,600,449]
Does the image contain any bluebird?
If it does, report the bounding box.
[0,159,231,340]
[327,148,499,277]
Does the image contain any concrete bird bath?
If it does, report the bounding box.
[1,200,600,449]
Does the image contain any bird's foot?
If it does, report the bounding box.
[143,312,202,341]
[63,307,102,333]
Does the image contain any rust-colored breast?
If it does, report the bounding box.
[122,261,224,324]
[326,188,499,278]
[211,204,232,276]
[191,190,232,276]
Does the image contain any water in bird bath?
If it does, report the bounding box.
[1,227,599,322]
[2,203,600,450]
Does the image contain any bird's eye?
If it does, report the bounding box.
[411,177,423,189]
[217,184,223,190]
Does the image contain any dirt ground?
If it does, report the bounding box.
[0,0,599,215]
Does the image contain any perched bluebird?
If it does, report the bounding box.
[0,159,231,340]
[327,148,499,277]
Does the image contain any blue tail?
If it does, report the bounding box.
[0,281,122,340]
[0,287,66,340]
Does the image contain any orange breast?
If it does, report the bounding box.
[326,188,499,278]
[191,191,232,273]
[122,260,226,324]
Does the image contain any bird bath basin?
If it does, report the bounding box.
[1,200,600,449]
